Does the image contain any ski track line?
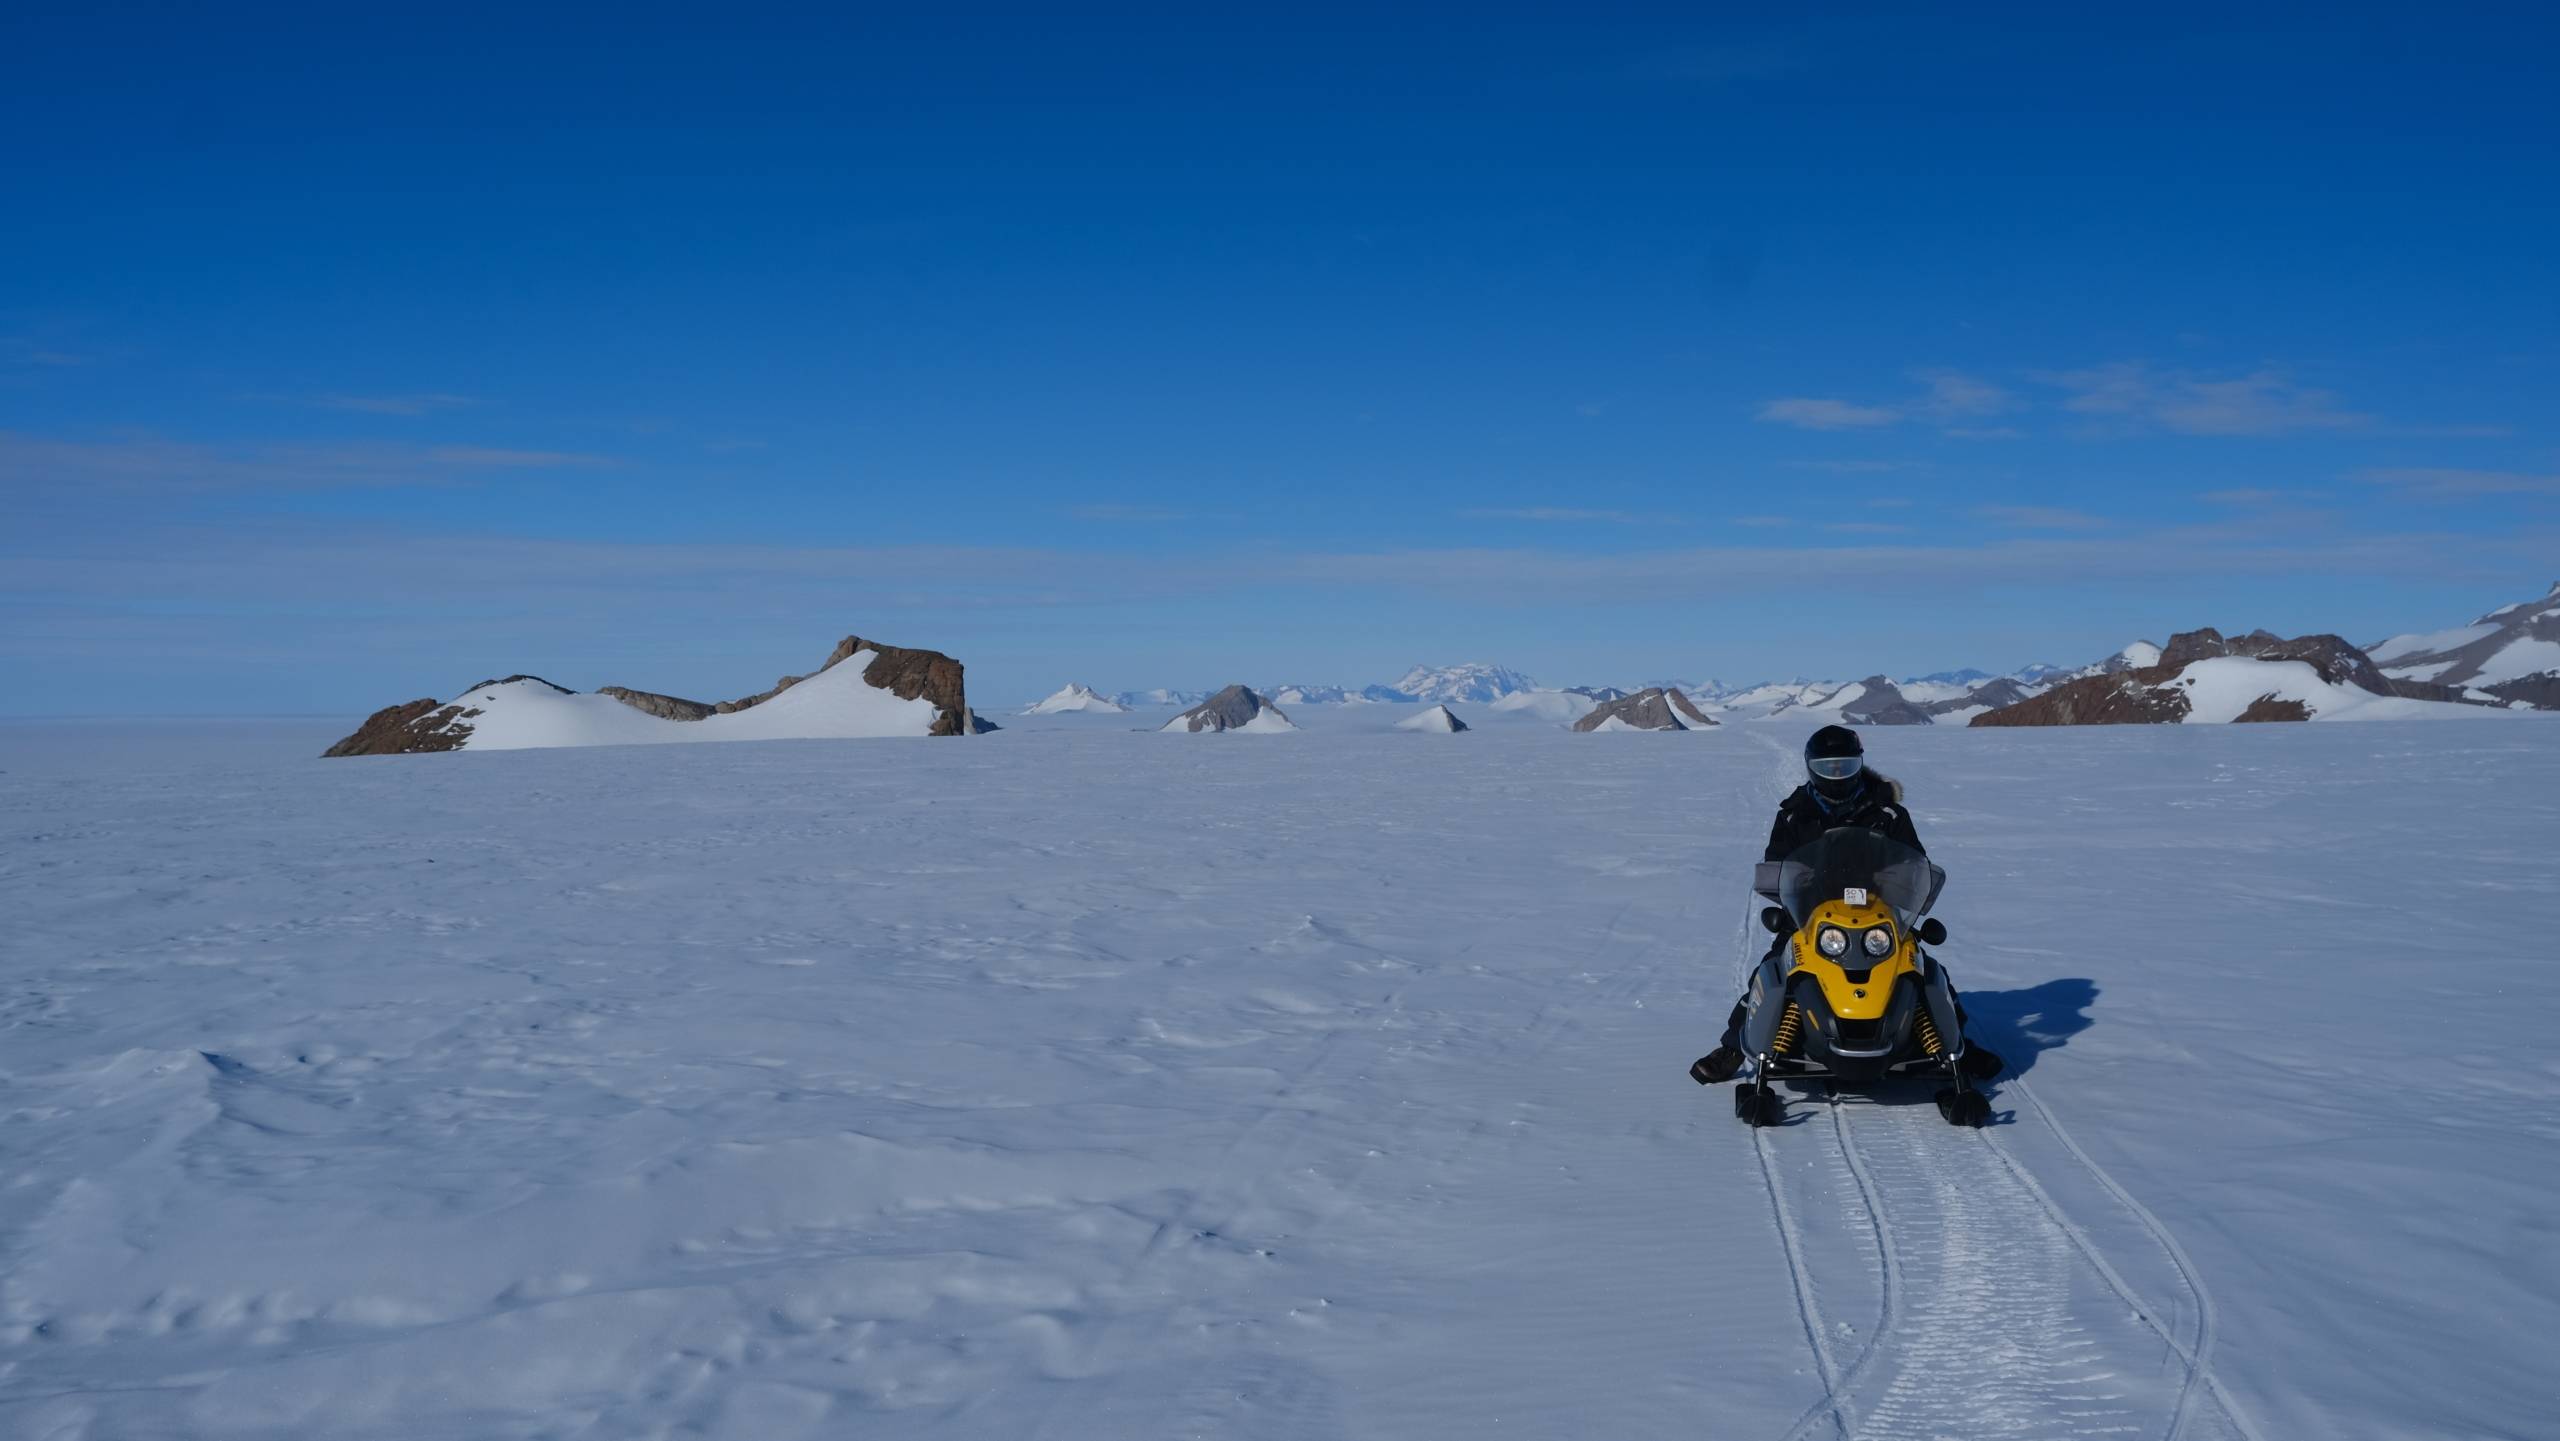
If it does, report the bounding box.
[1831,1095,2141,1441]
[1735,727,2197,1441]
[1999,1078,2271,1441]
[1732,728,1890,1441]
[1754,1119,1843,1425]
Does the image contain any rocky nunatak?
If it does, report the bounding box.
[1971,626,2388,727]
[324,635,983,755]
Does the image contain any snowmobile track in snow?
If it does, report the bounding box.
[1750,1069,2268,1441]
[1732,728,2254,1441]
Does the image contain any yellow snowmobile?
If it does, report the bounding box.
[1729,828,1992,1127]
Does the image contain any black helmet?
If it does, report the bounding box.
[1804,724,1865,800]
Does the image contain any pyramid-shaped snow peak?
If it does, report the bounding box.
[1569,687,1717,732]
[1160,685,1297,733]
[1395,704,1470,733]
[1022,683,1127,715]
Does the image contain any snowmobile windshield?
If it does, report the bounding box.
[1775,828,1944,931]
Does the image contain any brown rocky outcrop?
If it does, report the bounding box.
[2233,696,2311,723]
[2159,628,2391,693]
[323,698,476,756]
[1970,671,2192,727]
[1571,687,1718,731]
[820,637,973,736]
[1973,625,2400,727]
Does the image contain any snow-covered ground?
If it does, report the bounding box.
[3,718,2556,1439]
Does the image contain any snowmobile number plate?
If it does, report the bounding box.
[1843,887,1868,906]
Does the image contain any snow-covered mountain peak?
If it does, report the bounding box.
[326,636,980,754]
[2367,583,2560,708]
[1389,663,1536,705]
[1112,688,1209,709]
[1161,686,1297,734]
[1267,684,1365,705]
[1395,704,1469,733]
[1022,683,1127,715]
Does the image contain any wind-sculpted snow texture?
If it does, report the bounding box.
[2,717,2556,1439]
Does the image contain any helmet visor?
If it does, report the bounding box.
[1807,755,1865,782]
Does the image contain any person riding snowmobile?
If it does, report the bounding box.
[1689,724,2002,1084]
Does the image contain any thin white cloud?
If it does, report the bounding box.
[2,337,86,367]
[1756,397,1900,430]
[425,446,611,468]
[1760,371,2008,435]
[1461,507,1644,523]
[2035,362,2365,436]
[2158,371,2362,435]
[2202,487,2330,505]
[294,393,477,416]
[1782,459,1927,474]
[1911,368,2015,420]
[1975,504,2109,530]
[1064,503,1190,522]
[2039,361,2152,416]
[0,431,615,492]
[2359,467,2560,497]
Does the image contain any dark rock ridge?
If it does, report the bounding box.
[1925,676,2033,718]
[596,686,718,721]
[1973,626,2396,728]
[1571,687,1716,731]
[1835,676,1933,726]
[2233,696,2311,722]
[1164,685,1291,733]
[324,635,978,755]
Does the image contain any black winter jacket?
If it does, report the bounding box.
[1763,774,1925,862]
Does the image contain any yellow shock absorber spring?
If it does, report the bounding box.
[1771,1001,1804,1056]
[1915,1008,1945,1056]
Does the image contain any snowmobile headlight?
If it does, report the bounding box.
[1862,925,1893,957]
[1817,926,1849,958]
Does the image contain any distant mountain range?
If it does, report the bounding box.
[330,586,2560,762]
[1025,583,2560,729]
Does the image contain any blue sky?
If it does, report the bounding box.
[4,4,2555,714]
